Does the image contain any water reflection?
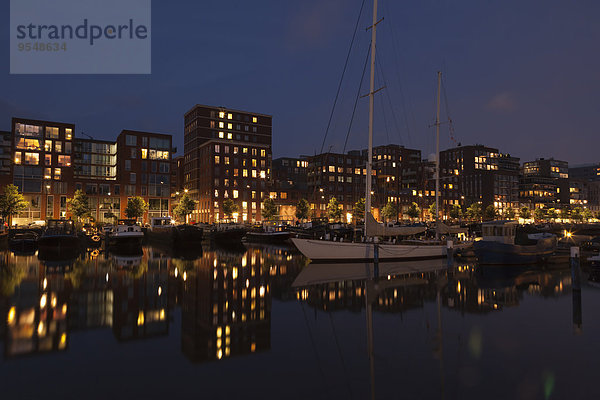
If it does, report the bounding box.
[0,242,594,398]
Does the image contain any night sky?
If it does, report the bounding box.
[1,0,599,164]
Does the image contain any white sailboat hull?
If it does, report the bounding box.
[291,238,469,262]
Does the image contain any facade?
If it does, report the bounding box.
[440,145,520,217]
[306,151,374,221]
[569,163,600,182]
[520,158,569,209]
[183,104,273,223]
[271,157,308,220]
[0,130,12,186]
[9,118,174,225]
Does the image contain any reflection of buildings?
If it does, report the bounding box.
[180,245,303,363]
[2,253,69,358]
[111,249,169,341]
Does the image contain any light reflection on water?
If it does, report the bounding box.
[0,243,598,399]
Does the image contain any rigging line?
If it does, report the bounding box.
[327,311,354,399]
[378,83,391,144]
[376,51,403,146]
[320,0,367,155]
[343,43,371,154]
[380,0,414,145]
[300,300,329,399]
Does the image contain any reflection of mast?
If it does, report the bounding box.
[365,278,375,400]
[434,289,446,400]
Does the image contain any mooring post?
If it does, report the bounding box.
[446,240,454,268]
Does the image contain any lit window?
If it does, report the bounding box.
[227,133,233,140]
[45,127,59,139]
[54,168,62,180]
[227,123,232,129]
[261,149,266,157]
[219,122,224,128]
[57,155,71,166]
[252,170,257,178]
[65,128,72,140]
[242,201,248,209]
[215,156,220,164]
[219,131,224,138]
[215,144,220,153]
[260,171,266,179]
[219,111,225,118]
[243,147,248,154]
[227,113,232,120]
[252,117,258,123]
[44,140,52,152]
[224,157,230,165]
[215,190,219,198]
[24,152,40,165]
[141,149,148,159]
[54,141,62,153]
[14,152,22,164]
[45,154,51,165]
[242,169,248,177]
[44,168,51,179]
[233,190,239,198]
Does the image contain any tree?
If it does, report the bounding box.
[520,207,531,220]
[261,198,277,221]
[582,208,593,222]
[67,189,91,222]
[547,208,558,222]
[382,202,398,222]
[0,184,28,226]
[222,199,239,221]
[326,197,343,222]
[352,198,365,223]
[173,193,197,223]
[125,196,148,221]
[449,205,462,221]
[571,206,584,223]
[484,205,498,221]
[428,203,438,221]
[295,198,310,221]
[504,207,516,220]
[559,207,571,221]
[466,203,482,222]
[533,207,546,222]
[406,202,421,221]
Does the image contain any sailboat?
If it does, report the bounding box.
[291,0,469,262]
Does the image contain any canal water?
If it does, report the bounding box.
[0,243,598,399]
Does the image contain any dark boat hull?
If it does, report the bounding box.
[245,231,292,244]
[473,238,556,265]
[211,228,246,245]
[146,225,203,246]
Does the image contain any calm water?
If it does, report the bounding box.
[0,242,598,400]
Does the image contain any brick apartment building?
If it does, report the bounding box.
[9,118,174,225]
[520,158,569,209]
[183,105,272,223]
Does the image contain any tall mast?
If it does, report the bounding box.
[365,0,378,231]
[435,71,441,240]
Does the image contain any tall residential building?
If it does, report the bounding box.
[440,145,520,216]
[183,105,272,223]
[11,118,75,224]
[0,130,12,186]
[520,158,569,208]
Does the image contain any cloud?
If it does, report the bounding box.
[286,0,346,50]
[486,92,516,112]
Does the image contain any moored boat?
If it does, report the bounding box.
[473,221,557,265]
[146,217,203,247]
[210,223,246,245]
[38,219,81,253]
[245,221,292,244]
[108,219,144,249]
[8,230,39,253]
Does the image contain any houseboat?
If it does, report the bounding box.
[107,219,144,249]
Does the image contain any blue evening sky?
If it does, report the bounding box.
[1,0,598,164]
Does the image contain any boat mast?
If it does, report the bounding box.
[435,71,441,240]
[365,0,378,233]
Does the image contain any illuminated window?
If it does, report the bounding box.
[16,138,41,150]
[252,159,257,167]
[65,128,72,140]
[242,169,248,177]
[242,201,248,209]
[141,149,148,159]
[219,131,224,138]
[24,152,40,165]
[243,147,248,154]
[219,122,224,128]
[215,156,220,164]
[54,168,62,180]
[224,157,230,165]
[54,141,62,153]
[252,170,257,178]
[227,113,232,119]
[57,155,71,166]
[227,133,233,140]
[219,111,225,118]
[45,154,51,165]
[14,152,22,164]
[44,140,52,152]
[252,117,258,123]
[215,190,219,198]
[233,190,239,198]
[44,168,51,179]
[227,123,232,129]
[45,127,59,139]
[261,149,266,157]
[260,171,266,179]
[329,166,335,172]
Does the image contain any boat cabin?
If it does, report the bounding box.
[481,220,518,244]
[45,219,75,235]
[114,219,142,234]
